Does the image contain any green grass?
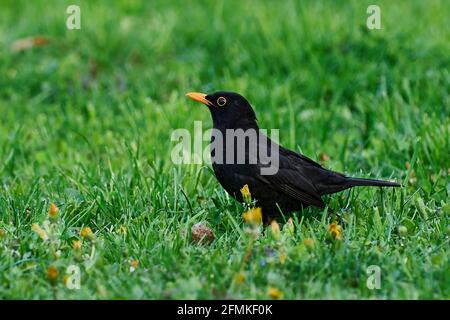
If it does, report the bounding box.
[0,0,449,299]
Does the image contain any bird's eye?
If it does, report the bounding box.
[217,97,227,107]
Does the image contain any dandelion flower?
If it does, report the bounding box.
[118,225,127,235]
[32,223,48,241]
[303,238,315,250]
[240,184,251,203]
[48,203,59,218]
[279,251,286,264]
[130,259,139,273]
[234,272,245,284]
[72,240,82,250]
[283,218,295,236]
[243,207,262,225]
[268,287,283,299]
[80,226,94,240]
[270,220,281,240]
[47,265,58,282]
[328,221,343,241]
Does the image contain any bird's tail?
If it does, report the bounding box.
[346,177,401,188]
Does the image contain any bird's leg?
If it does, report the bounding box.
[326,206,345,226]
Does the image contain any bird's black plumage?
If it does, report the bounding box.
[187,91,400,221]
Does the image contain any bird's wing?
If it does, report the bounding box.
[282,147,324,168]
[235,134,325,208]
[257,166,325,208]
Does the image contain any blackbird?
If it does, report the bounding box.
[186,91,400,221]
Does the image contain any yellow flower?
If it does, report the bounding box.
[328,221,343,241]
[47,265,58,282]
[270,220,281,240]
[243,207,262,225]
[234,272,245,284]
[129,259,139,273]
[240,184,251,203]
[268,287,283,299]
[0,228,5,238]
[118,225,127,235]
[303,238,315,250]
[283,217,295,236]
[80,226,94,240]
[31,223,48,241]
[48,203,59,218]
[72,240,82,250]
[279,251,286,264]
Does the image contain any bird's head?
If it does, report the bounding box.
[186,91,257,129]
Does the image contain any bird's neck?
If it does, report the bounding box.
[210,119,262,155]
[212,117,259,132]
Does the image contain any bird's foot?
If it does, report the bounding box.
[326,207,346,226]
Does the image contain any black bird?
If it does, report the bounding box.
[186,91,400,222]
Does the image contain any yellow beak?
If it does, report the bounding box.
[186,92,212,106]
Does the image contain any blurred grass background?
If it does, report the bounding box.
[0,0,448,299]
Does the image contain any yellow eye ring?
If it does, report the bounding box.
[217,97,227,106]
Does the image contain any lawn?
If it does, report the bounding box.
[0,0,448,299]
